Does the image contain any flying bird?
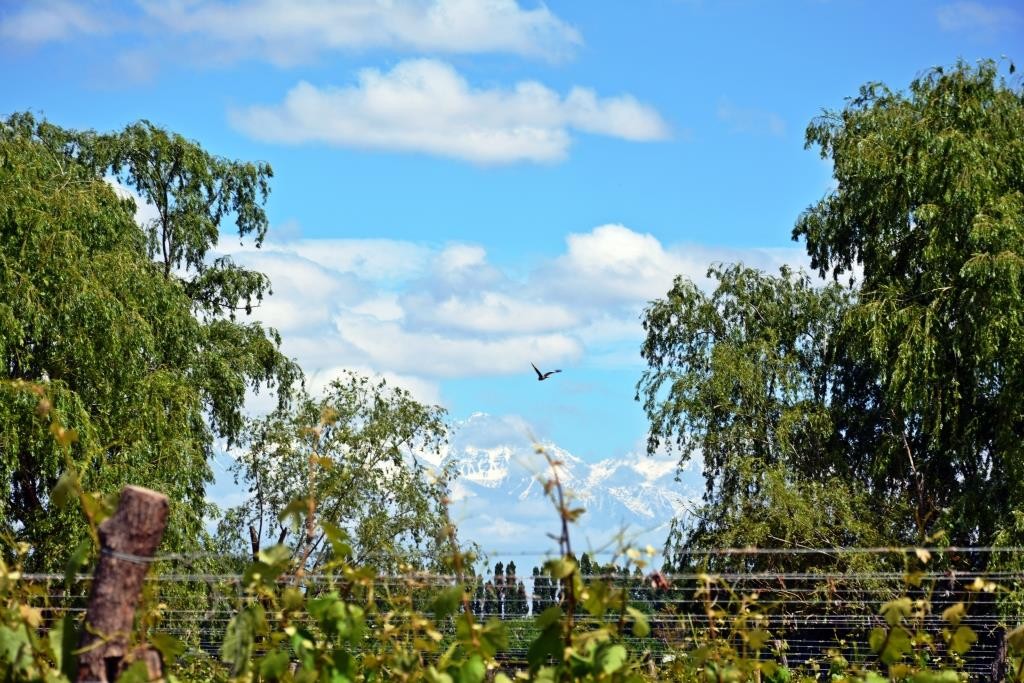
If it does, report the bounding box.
[531,362,562,381]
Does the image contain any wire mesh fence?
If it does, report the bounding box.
[15,545,1024,679]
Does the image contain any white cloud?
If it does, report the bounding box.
[407,291,579,335]
[0,1,106,44]
[106,177,161,227]
[307,365,443,406]
[716,99,786,137]
[3,0,580,62]
[213,224,807,391]
[141,0,581,63]
[331,311,583,377]
[229,237,432,282]
[538,223,803,307]
[228,250,367,332]
[936,2,1020,35]
[229,59,670,164]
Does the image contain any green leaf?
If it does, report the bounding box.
[426,666,454,683]
[941,602,965,626]
[48,613,77,679]
[64,538,91,590]
[458,654,486,683]
[911,671,961,683]
[596,644,627,674]
[321,521,352,558]
[242,561,275,588]
[149,632,185,661]
[882,626,912,664]
[50,470,79,508]
[290,626,318,665]
[535,606,564,629]
[949,625,977,654]
[117,660,151,683]
[278,497,308,530]
[868,627,888,654]
[432,585,464,621]
[0,624,31,670]
[745,628,771,651]
[259,650,291,680]
[626,607,650,638]
[544,558,576,579]
[282,586,305,612]
[581,581,610,617]
[527,624,562,670]
[220,605,264,675]
[1008,624,1024,652]
[881,597,912,626]
[257,543,292,567]
[478,618,508,658]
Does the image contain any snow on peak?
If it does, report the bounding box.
[443,413,700,556]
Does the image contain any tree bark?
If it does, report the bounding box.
[77,486,169,682]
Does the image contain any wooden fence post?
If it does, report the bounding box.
[989,629,1009,683]
[77,486,169,682]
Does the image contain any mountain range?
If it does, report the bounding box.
[432,413,701,571]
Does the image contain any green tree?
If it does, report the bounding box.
[794,59,1024,545]
[579,552,594,577]
[513,580,528,617]
[638,264,899,567]
[531,566,544,615]
[640,59,1024,565]
[218,372,452,571]
[0,114,297,568]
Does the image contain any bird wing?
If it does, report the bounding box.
[531,362,544,379]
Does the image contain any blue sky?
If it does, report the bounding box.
[2,1,1020,550]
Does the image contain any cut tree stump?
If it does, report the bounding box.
[77,486,169,682]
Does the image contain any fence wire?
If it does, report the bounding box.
[16,562,1024,678]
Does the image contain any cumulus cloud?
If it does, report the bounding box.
[307,365,444,406]
[143,0,581,63]
[406,291,579,335]
[2,0,580,62]
[331,311,583,377]
[229,59,671,164]
[538,224,802,307]
[215,224,807,396]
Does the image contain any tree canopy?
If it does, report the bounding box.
[640,59,1023,563]
[0,114,298,568]
[217,372,453,572]
[795,59,1024,544]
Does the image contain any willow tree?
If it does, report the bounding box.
[0,114,298,569]
[640,60,1023,564]
[794,59,1024,545]
[638,265,901,570]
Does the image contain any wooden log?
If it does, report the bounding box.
[77,486,169,682]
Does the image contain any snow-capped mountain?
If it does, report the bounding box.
[440,413,700,567]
